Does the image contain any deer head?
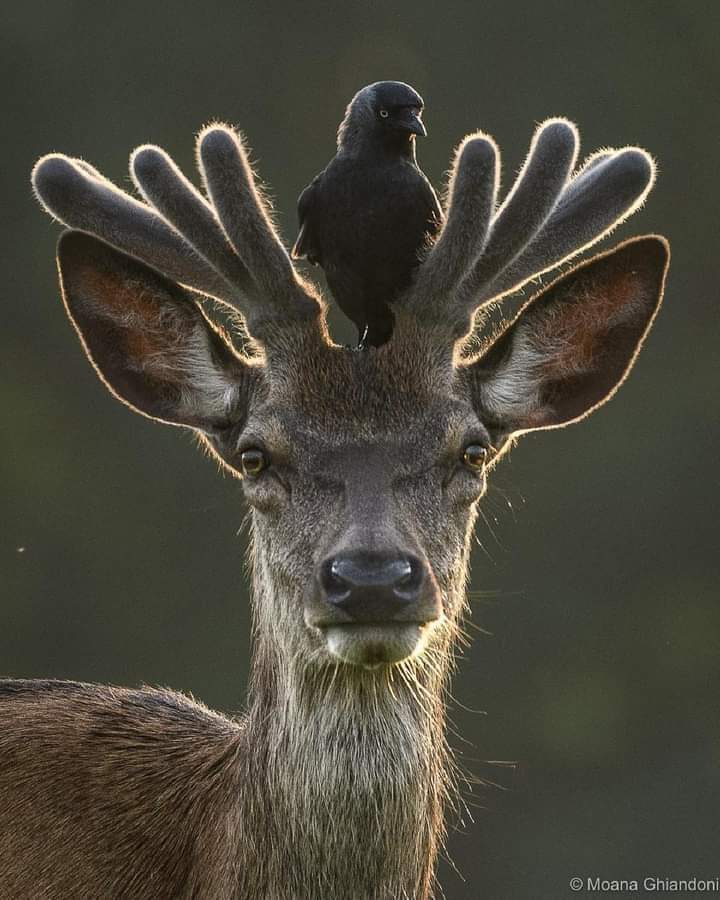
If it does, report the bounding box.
[32,119,669,681]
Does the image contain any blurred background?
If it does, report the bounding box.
[2,1,718,896]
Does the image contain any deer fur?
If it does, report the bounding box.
[0,114,669,899]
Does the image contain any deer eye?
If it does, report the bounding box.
[379,108,389,118]
[462,444,488,471]
[240,448,267,478]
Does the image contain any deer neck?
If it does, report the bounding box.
[236,560,461,900]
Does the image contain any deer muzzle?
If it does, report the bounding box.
[306,551,442,666]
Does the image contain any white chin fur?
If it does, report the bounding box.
[324,623,430,667]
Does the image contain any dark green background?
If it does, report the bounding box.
[2,2,718,896]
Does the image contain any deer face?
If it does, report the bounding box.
[205,343,489,667]
[35,120,668,675]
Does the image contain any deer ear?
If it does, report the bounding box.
[57,231,254,431]
[468,236,669,437]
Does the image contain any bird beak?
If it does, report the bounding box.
[400,108,427,138]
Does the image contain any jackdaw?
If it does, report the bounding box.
[292,81,442,347]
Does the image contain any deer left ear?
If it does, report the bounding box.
[57,230,256,432]
[466,236,670,438]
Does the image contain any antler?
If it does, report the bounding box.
[33,117,655,350]
[32,125,322,343]
[407,118,656,339]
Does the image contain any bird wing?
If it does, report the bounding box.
[291,174,323,263]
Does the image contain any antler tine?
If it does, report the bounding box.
[411,133,498,312]
[130,145,253,299]
[32,155,229,301]
[463,119,578,296]
[197,125,318,329]
[469,146,656,307]
[408,119,578,338]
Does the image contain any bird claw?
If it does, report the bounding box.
[344,324,369,352]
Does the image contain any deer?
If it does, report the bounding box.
[0,115,669,899]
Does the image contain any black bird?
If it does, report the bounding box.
[292,81,442,347]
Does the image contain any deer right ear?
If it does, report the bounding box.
[57,231,255,431]
[466,236,670,440]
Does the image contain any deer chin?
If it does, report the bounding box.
[322,623,432,668]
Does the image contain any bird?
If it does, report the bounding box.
[291,81,443,347]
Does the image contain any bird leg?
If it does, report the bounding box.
[355,324,369,350]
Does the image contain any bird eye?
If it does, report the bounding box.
[462,444,488,472]
[379,108,389,118]
[240,448,267,478]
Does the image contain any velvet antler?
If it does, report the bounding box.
[33,117,657,352]
[32,125,322,344]
[407,118,656,339]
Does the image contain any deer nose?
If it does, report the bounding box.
[319,553,425,622]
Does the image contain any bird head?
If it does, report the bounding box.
[337,81,427,154]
